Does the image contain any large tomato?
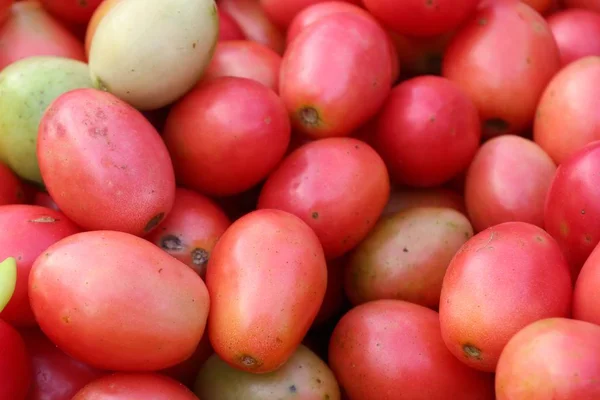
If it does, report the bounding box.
[0,319,30,399]
[547,9,600,66]
[72,374,199,400]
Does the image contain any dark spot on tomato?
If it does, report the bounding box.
[192,248,209,266]
[238,354,261,368]
[316,378,322,384]
[403,247,409,253]
[144,213,165,233]
[289,385,297,393]
[78,0,88,7]
[483,118,510,137]
[585,234,593,244]
[298,107,320,127]
[29,216,58,223]
[462,344,482,360]
[312,211,319,219]
[160,235,184,251]
[478,18,487,26]
[192,42,197,49]
[62,315,71,324]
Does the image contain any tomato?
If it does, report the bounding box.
[329,300,495,400]
[0,1,85,71]
[464,135,556,232]
[258,138,390,259]
[201,40,282,93]
[345,207,473,309]
[161,332,213,388]
[40,0,103,24]
[145,188,231,279]
[29,230,210,371]
[496,318,600,399]
[0,205,80,327]
[563,0,600,12]
[0,162,24,206]
[38,88,176,236]
[382,187,466,217]
[84,0,121,57]
[20,328,105,400]
[206,209,327,373]
[33,192,59,211]
[544,141,600,277]
[391,31,455,78]
[279,12,394,139]
[372,76,480,187]
[439,222,572,372]
[218,8,246,41]
[362,0,479,37]
[218,0,285,54]
[547,9,600,66]
[313,257,346,326]
[164,77,290,197]
[72,373,199,400]
[442,1,560,137]
[534,56,600,164]
[573,240,600,326]
[0,319,30,399]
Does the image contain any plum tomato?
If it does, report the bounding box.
[39,0,103,24]
[0,319,31,400]
[547,9,600,66]
[382,187,466,217]
[573,240,600,326]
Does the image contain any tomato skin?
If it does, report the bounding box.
[258,138,390,259]
[0,205,80,327]
[40,0,102,24]
[259,0,360,29]
[464,135,556,232]
[84,0,120,58]
[280,12,394,139]
[164,77,290,197]
[0,2,85,71]
[218,8,246,41]
[0,162,25,206]
[29,230,210,371]
[383,187,466,217]
[0,319,31,400]
[145,188,231,279]
[329,300,495,400]
[20,328,105,400]
[534,57,600,164]
[547,10,600,66]
[72,373,199,400]
[496,318,600,399]
[439,222,573,372]
[201,40,282,93]
[206,209,327,373]
[38,88,176,236]
[442,1,560,137]
[372,76,481,187]
[573,241,600,325]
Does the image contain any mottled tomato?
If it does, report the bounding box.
[382,187,466,217]
[573,240,600,325]
[314,257,346,326]
[442,1,560,137]
[391,31,455,78]
[0,1,85,71]
[0,319,30,399]
[547,9,600,66]
[218,0,285,54]
[72,374,199,400]
[345,207,473,309]
[0,205,80,327]
[38,88,176,236]
[563,0,600,12]
[260,0,360,28]
[464,135,556,232]
[534,57,600,164]
[0,162,24,206]
[258,138,390,259]
[40,0,103,24]
[84,0,120,57]
[145,188,231,279]
[279,12,393,139]
[201,40,282,93]
[363,0,479,37]
[29,230,210,371]
[161,332,213,388]
[496,318,600,399]
[544,141,600,277]
[329,300,495,400]
[218,8,246,41]
[164,77,290,197]
[20,328,105,400]
[33,192,59,211]
[439,222,572,372]
[206,209,327,373]
[372,75,480,187]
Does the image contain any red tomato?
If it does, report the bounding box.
[39,0,103,24]
[464,135,556,232]
[534,56,600,164]
[218,8,246,41]
[0,319,30,399]
[547,9,600,66]
[0,162,25,206]
[329,300,495,400]
[72,373,199,400]
[161,332,213,388]
[258,138,390,259]
[383,187,466,217]
[145,188,231,279]
[164,77,290,197]
[29,231,210,371]
[84,0,120,58]
[218,0,285,54]
[260,0,360,28]
[201,40,282,93]
[372,75,481,187]
[33,192,59,211]
[363,0,479,37]
[206,209,327,373]
[391,31,455,78]
[0,205,80,327]
[280,12,394,139]
[38,88,176,236]
[496,318,600,399]
[442,1,560,137]
[563,0,600,12]
[544,141,600,277]
[20,328,105,400]
[0,1,85,71]
[573,240,600,325]
[439,222,573,372]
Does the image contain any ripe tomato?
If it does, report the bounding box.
[0,319,30,399]
[547,9,600,66]
[39,0,103,24]
[72,374,199,400]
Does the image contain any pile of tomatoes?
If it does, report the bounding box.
[1,0,600,398]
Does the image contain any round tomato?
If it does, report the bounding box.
[72,374,199,400]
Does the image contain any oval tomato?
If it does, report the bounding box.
[439,222,572,372]
[40,0,103,24]
[29,230,210,371]
[0,162,24,206]
[218,8,246,41]
[573,241,600,325]
[72,374,199,400]
[206,209,327,373]
[0,319,30,399]
[258,138,390,259]
[547,9,600,66]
